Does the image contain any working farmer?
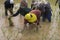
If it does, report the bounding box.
[8,0,31,26]
[4,0,14,26]
[24,8,41,30]
[4,0,14,16]
[42,1,52,22]
[11,0,31,17]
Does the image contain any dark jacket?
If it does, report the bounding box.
[4,0,14,9]
[45,2,52,12]
[12,7,31,17]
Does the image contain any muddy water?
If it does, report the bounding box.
[0,0,60,40]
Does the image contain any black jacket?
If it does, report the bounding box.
[12,7,31,17]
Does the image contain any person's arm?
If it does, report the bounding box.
[55,0,58,5]
[8,8,20,19]
[12,8,21,17]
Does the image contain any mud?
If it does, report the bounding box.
[0,0,60,40]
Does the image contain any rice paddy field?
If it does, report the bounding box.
[0,0,60,40]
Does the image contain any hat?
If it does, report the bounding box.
[25,13,37,23]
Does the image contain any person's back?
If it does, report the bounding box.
[45,2,52,12]
[38,2,45,12]
[24,9,41,25]
[30,9,41,23]
[5,0,10,2]
[4,0,14,26]
[30,9,41,17]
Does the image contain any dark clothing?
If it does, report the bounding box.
[45,2,52,12]
[4,0,14,26]
[4,0,14,9]
[4,0,14,16]
[31,2,45,16]
[24,10,41,25]
[42,2,52,22]
[12,7,31,17]
[42,11,52,22]
[38,3,45,13]
[37,3,45,16]
[5,8,13,16]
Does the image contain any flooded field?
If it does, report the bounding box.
[0,0,60,40]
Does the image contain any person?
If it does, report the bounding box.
[4,0,14,16]
[24,9,41,31]
[42,1,52,22]
[55,0,60,14]
[4,0,14,26]
[8,0,31,26]
[31,1,45,16]
[10,0,31,17]
[37,2,45,16]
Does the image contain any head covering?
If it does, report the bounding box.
[10,0,14,4]
[25,13,37,23]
